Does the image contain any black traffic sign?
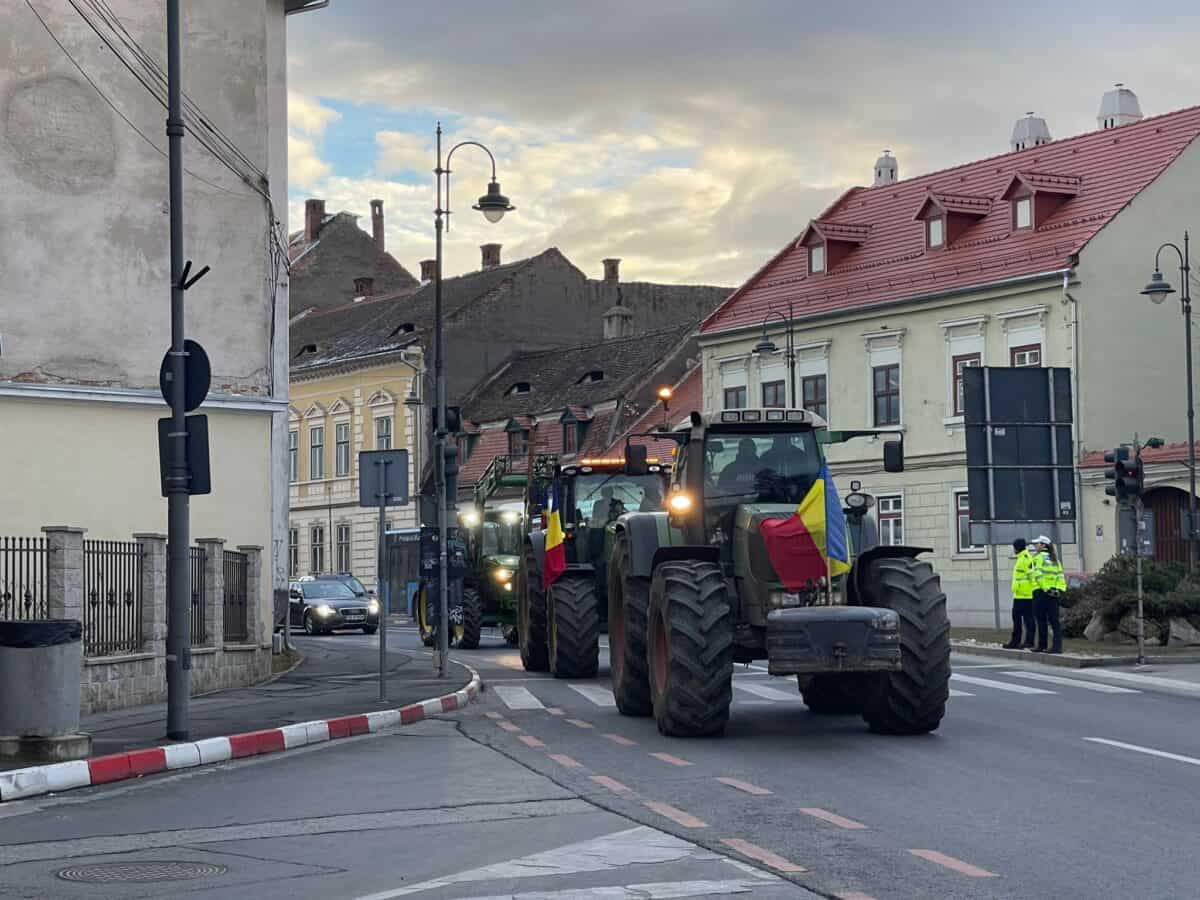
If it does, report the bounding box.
[159,339,211,413]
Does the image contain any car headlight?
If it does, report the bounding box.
[493,568,513,582]
[368,600,380,614]
[315,604,335,617]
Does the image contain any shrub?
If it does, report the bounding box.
[1062,555,1200,640]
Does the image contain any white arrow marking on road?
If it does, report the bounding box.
[1003,671,1140,693]
[569,683,617,707]
[1083,737,1200,767]
[950,674,1055,694]
[494,686,545,710]
[734,681,798,701]
[446,880,763,900]
[1068,670,1200,694]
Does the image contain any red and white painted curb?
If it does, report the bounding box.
[0,668,482,803]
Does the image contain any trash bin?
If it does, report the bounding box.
[0,619,91,762]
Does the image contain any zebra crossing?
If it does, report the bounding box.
[490,668,1146,713]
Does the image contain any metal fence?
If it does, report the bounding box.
[190,546,207,646]
[223,550,249,642]
[0,536,48,621]
[83,540,143,656]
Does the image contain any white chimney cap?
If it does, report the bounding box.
[1010,113,1052,152]
[1098,83,1143,128]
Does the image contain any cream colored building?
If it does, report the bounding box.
[698,92,1200,625]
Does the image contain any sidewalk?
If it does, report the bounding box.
[1,638,467,772]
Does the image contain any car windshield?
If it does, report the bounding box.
[571,474,665,527]
[704,429,822,504]
[303,581,357,600]
[333,576,367,594]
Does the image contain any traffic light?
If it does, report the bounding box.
[1126,456,1145,499]
[1104,446,1143,501]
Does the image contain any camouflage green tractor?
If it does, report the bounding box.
[518,449,671,679]
[607,408,950,737]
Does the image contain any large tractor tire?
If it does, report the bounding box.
[859,556,950,735]
[608,535,652,716]
[518,546,549,672]
[416,588,435,647]
[548,575,600,679]
[647,560,734,737]
[458,587,483,650]
[799,674,874,715]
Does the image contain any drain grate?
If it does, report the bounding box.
[57,861,228,883]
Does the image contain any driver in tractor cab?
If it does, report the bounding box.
[639,479,663,511]
[717,438,761,492]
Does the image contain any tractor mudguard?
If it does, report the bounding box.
[847,544,931,606]
[651,545,720,573]
[619,513,668,578]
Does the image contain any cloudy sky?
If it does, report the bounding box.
[287,1,1198,287]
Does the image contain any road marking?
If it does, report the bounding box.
[735,681,798,701]
[493,654,525,670]
[565,718,594,729]
[546,707,565,716]
[952,663,1015,668]
[549,753,583,769]
[518,735,545,748]
[569,683,617,707]
[494,686,545,710]
[644,801,707,829]
[496,721,522,733]
[716,777,772,795]
[590,775,632,795]
[1004,671,1140,693]
[950,673,1055,694]
[909,849,998,878]
[1083,737,1200,767]
[720,839,806,873]
[431,880,762,900]
[833,892,880,900]
[650,752,693,767]
[483,711,503,720]
[949,689,974,697]
[799,807,867,830]
[1072,670,1200,694]
[604,733,638,746]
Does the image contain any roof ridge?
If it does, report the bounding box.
[506,323,693,361]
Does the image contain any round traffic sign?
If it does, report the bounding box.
[159,339,211,413]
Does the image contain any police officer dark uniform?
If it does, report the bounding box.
[1003,538,1037,649]
[1031,536,1065,654]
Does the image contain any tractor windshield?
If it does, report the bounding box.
[704,429,822,505]
[571,474,665,528]
[480,511,523,556]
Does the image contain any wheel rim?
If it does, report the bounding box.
[650,609,668,696]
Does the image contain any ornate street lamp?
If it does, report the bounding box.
[751,302,797,408]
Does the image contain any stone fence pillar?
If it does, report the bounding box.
[133,534,167,657]
[42,526,86,623]
[197,538,225,648]
[237,546,264,647]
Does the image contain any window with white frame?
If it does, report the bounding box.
[375,415,393,450]
[309,426,325,480]
[336,524,351,572]
[761,380,786,408]
[927,216,945,249]
[941,317,987,421]
[719,359,748,410]
[1003,312,1045,369]
[723,386,747,409]
[288,430,298,483]
[335,422,351,476]
[288,527,299,577]
[1013,196,1032,230]
[1011,344,1041,367]
[955,490,985,554]
[809,244,825,273]
[758,355,786,408]
[877,494,904,545]
[865,332,903,427]
[953,353,982,415]
[310,525,325,573]
[797,342,830,420]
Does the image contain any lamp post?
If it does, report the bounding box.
[432,123,514,676]
[1141,231,1195,572]
[751,302,797,408]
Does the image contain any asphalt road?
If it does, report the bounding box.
[0,626,1197,900]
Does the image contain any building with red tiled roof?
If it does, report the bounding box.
[699,89,1200,624]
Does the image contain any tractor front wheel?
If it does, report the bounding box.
[518,546,549,672]
[859,556,950,735]
[608,535,652,716]
[548,575,600,679]
[647,560,733,737]
[458,587,483,650]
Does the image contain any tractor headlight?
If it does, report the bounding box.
[668,493,693,513]
[460,510,481,527]
[501,511,520,525]
[368,600,380,615]
[493,568,513,582]
[315,604,335,618]
[503,582,513,592]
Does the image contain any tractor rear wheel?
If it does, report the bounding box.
[548,575,600,679]
[647,560,733,737]
[416,589,436,647]
[859,556,950,735]
[608,535,652,716]
[458,587,483,650]
[799,674,874,715]
[518,546,549,672]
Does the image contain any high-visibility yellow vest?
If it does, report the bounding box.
[1012,549,1036,600]
[1037,554,1066,593]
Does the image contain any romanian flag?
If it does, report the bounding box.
[543,483,567,587]
[759,463,851,592]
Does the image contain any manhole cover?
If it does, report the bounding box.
[57,861,228,883]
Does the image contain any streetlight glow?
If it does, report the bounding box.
[657,386,673,400]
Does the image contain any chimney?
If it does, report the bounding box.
[370,199,385,253]
[873,150,898,187]
[1010,112,1051,152]
[304,198,326,243]
[1098,83,1143,130]
[602,258,621,283]
[602,285,634,340]
[481,243,502,269]
[420,259,437,282]
[353,276,375,297]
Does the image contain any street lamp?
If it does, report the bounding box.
[752,302,797,408]
[1141,231,1195,572]
[431,123,514,676]
[656,385,672,431]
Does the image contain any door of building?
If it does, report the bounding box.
[1145,487,1189,564]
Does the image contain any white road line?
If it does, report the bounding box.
[953,663,1016,668]
[950,674,1055,695]
[1071,670,1200,694]
[569,683,617,707]
[734,681,799,702]
[1084,737,1200,768]
[493,686,545,710]
[949,689,974,697]
[437,880,762,900]
[1004,671,1140,694]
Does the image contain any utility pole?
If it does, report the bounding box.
[164,0,191,740]
[1134,433,1146,666]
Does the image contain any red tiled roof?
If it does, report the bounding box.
[458,428,510,486]
[913,191,992,219]
[702,106,1200,334]
[1080,441,1200,469]
[603,365,703,461]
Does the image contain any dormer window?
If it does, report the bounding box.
[809,244,825,274]
[576,370,604,384]
[1001,171,1079,232]
[295,342,318,359]
[1014,197,1032,230]
[506,382,531,396]
[927,217,945,249]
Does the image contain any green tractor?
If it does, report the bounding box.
[608,408,951,738]
[518,449,671,679]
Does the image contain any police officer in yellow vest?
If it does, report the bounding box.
[1003,538,1037,649]
[1031,535,1066,654]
